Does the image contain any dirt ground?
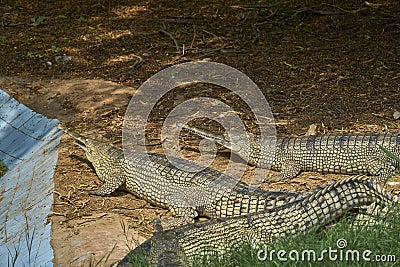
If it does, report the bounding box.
[1,1,400,266]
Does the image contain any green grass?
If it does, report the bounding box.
[122,205,400,267]
[192,206,400,267]
[0,160,7,177]
[121,251,150,267]
[124,146,400,267]
[194,147,400,267]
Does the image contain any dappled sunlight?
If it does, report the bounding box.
[0,0,399,265]
[112,4,148,18]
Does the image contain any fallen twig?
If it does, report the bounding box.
[125,54,144,74]
[250,22,259,44]
[230,4,279,10]
[159,21,180,52]
[282,8,360,23]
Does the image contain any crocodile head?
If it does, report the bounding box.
[59,126,101,163]
[74,138,122,180]
[74,137,99,163]
[58,125,122,181]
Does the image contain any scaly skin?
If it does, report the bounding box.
[182,125,400,180]
[58,125,300,227]
[117,175,398,267]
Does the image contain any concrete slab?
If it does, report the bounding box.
[0,89,62,267]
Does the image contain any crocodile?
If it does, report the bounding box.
[59,125,301,227]
[117,175,398,266]
[182,125,400,181]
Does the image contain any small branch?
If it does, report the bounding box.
[282,8,353,22]
[250,23,259,44]
[126,54,144,74]
[230,4,279,10]
[190,25,197,49]
[159,21,180,52]
[3,22,25,27]
[116,54,145,81]
[254,8,280,26]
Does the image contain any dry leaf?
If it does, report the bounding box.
[306,124,317,136]
[393,111,400,120]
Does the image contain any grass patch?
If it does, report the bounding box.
[193,206,400,267]
[121,205,400,266]
[125,147,400,266]
[120,252,150,267]
[0,160,7,177]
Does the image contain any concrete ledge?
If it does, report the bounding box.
[0,89,61,266]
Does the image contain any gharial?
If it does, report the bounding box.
[58,125,302,228]
[182,125,400,180]
[116,175,399,267]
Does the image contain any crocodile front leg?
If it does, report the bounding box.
[88,175,125,196]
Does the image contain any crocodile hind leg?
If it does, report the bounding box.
[351,202,391,229]
[275,159,301,180]
[366,159,397,182]
[160,206,199,229]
